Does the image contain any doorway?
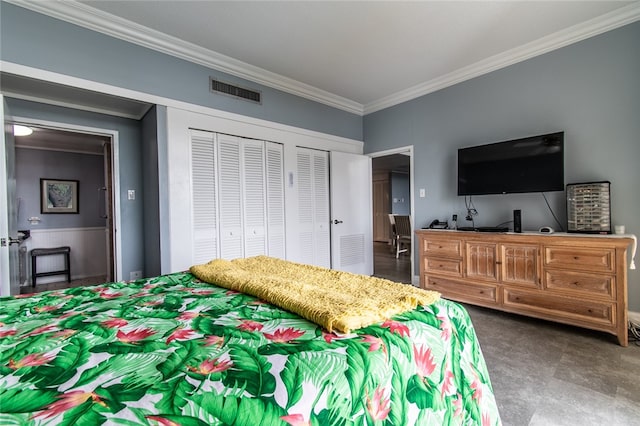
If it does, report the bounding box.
[13,122,117,291]
[369,147,413,284]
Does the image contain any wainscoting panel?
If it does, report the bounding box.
[22,227,107,286]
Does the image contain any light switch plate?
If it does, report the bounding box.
[128,190,135,200]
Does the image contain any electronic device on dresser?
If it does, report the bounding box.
[513,209,522,233]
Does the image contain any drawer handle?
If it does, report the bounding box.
[495,261,502,265]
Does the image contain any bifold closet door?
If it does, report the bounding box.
[265,142,285,259]
[190,130,218,264]
[296,147,330,268]
[217,134,246,260]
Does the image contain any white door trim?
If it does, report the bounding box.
[10,116,122,281]
[368,146,417,285]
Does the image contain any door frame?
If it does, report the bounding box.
[368,146,416,285]
[11,116,122,281]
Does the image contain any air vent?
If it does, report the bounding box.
[210,78,261,104]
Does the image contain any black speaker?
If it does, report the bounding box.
[513,209,522,233]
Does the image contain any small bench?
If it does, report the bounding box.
[31,246,71,287]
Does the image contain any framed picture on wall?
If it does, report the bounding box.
[41,179,79,214]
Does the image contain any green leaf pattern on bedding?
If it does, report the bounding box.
[0,272,501,425]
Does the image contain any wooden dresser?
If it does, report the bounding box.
[417,229,634,346]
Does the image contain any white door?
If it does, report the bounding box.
[0,96,20,295]
[330,151,373,275]
[296,148,331,268]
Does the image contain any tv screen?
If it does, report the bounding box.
[457,132,564,196]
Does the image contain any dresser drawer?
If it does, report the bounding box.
[545,270,614,298]
[424,275,497,304]
[422,238,462,258]
[424,257,462,276]
[503,288,614,327]
[544,246,614,272]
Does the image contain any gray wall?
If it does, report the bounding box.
[15,148,105,229]
[0,2,362,141]
[141,105,161,278]
[364,22,640,311]
[390,172,410,215]
[7,98,144,283]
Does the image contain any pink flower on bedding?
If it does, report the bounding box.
[441,364,456,397]
[482,412,492,426]
[142,298,164,306]
[187,357,233,375]
[281,413,310,426]
[471,378,483,401]
[264,327,305,343]
[31,391,104,420]
[53,329,76,339]
[24,324,58,337]
[9,352,55,369]
[166,327,197,344]
[101,318,128,328]
[177,311,199,321]
[413,344,436,378]
[382,320,410,337]
[453,393,463,417]
[0,329,17,338]
[15,293,37,298]
[237,320,264,332]
[98,290,122,299]
[437,312,452,341]
[204,335,224,347]
[34,305,58,313]
[116,327,156,343]
[146,415,180,426]
[322,331,339,343]
[362,335,387,356]
[367,386,391,421]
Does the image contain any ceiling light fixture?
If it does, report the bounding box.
[13,125,33,136]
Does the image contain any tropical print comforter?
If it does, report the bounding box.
[0,272,501,425]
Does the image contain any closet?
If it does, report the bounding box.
[190,130,285,264]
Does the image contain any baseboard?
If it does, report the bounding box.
[412,274,420,287]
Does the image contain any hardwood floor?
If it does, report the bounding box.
[20,275,107,294]
[372,241,411,283]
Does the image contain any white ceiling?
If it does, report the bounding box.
[7,1,640,115]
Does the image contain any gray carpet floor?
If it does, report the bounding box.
[465,304,640,425]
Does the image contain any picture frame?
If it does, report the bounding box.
[41,179,79,214]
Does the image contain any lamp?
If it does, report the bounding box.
[13,125,33,136]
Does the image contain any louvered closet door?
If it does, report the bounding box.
[265,142,285,258]
[190,130,218,264]
[242,139,267,257]
[217,134,244,259]
[296,147,330,268]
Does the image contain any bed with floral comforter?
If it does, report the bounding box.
[0,272,501,425]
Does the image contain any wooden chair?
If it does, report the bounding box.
[393,215,412,258]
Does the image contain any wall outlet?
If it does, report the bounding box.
[130,270,143,281]
[128,189,136,200]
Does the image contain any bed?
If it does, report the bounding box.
[0,257,501,425]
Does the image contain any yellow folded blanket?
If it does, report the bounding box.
[190,256,440,334]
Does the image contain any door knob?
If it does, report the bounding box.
[333,219,343,224]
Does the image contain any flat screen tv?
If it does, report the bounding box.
[457,132,564,196]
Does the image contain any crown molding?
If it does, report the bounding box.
[4,0,364,115]
[364,2,640,114]
[6,0,640,117]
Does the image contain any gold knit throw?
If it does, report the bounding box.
[190,256,440,334]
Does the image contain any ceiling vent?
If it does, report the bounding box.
[210,78,261,104]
